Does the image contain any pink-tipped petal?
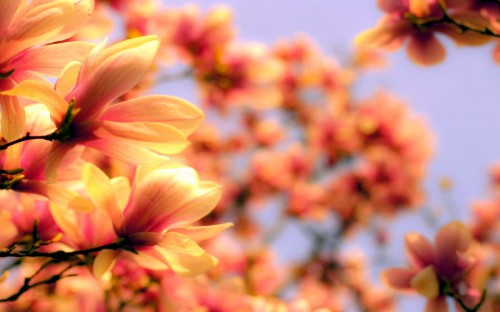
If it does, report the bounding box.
[0,0,21,35]
[381,267,416,289]
[95,121,190,155]
[124,167,200,233]
[82,139,160,164]
[404,233,436,269]
[435,221,472,265]
[71,36,160,122]
[10,41,94,76]
[99,95,204,136]
[2,2,74,63]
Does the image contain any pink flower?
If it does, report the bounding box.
[68,162,232,277]
[381,221,479,311]
[0,0,95,140]
[3,35,204,182]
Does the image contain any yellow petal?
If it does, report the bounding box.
[110,176,130,212]
[410,266,440,299]
[93,249,117,278]
[0,94,25,141]
[161,249,218,277]
[55,61,81,97]
[409,0,430,18]
[82,163,123,230]
[172,223,233,242]
[49,203,82,243]
[2,80,67,124]
[158,232,206,256]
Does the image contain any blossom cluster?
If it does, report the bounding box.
[356,0,500,65]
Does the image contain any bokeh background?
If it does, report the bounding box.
[156,1,500,310]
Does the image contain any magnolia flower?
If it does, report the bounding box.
[381,221,480,311]
[0,0,95,140]
[3,35,204,182]
[355,0,490,66]
[0,104,93,212]
[59,162,232,277]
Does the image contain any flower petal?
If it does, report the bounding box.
[49,203,82,244]
[160,249,218,277]
[71,36,160,122]
[82,162,123,230]
[435,221,472,271]
[0,0,21,35]
[15,180,94,212]
[2,80,67,125]
[171,223,233,242]
[0,94,25,141]
[10,41,94,76]
[158,232,206,256]
[381,267,416,290]
[110,176,130,212]
[55,61,81,97]
[95,121,190,155]
[93,249,117,278]
[82,139,160,164]
[406,33,446,66]
[404,233,436,269]
[410,266,440,299]
[99,95,204,136]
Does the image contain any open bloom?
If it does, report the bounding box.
[3,35,204,181]
[381,221,480,311]
[0,0,95,140]
[71,162,232,277]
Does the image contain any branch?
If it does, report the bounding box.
[0,132,57,151]
[451,288,487,312]
[409,0,500,38]
[0,239,132,260]
[0,260,76,302]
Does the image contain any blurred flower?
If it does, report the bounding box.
[381,221,480,311]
